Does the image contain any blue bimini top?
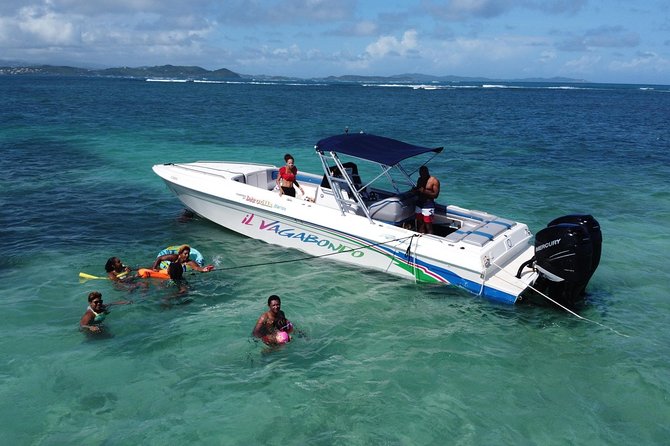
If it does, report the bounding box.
[315,133,443,167]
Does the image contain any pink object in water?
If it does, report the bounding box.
[276,331,290,344]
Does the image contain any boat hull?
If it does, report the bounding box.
[154,162,538,305]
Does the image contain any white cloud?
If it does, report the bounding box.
[326,20,378,37]
[539,50,557,63]
[563,54,602,74]
[215,0,356,25]
[420,0,586,21]
[583,25,639,48]
[0,0,667,83]
[365,29,418,58]
[609,51,669,71]
[16,6,79,46]
[352,21,379,37]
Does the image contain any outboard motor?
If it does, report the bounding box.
[524,214,601,307]
[547,214,602,284]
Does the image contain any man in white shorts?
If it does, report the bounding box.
[414,166,441,234]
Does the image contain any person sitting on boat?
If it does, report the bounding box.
[151,245,214,273]
[414,165,440,234]
[252,295,294,345]
[80,291,131,334]
[277,153,304,198]
[105,256,132,281]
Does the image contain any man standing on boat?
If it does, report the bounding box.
[414,165,440,234]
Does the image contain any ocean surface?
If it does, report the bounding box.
[1,75,669,445]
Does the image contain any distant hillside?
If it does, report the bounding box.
[0,64,241,79]
[0,63,587,83]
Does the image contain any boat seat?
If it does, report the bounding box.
[444,218,516,246]
[368,191,417,223]
[244,169,277,190]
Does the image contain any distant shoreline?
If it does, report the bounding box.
[0,63,589,84]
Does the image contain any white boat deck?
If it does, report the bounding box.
[164,161,522,252]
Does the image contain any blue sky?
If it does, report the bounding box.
[1,0,668,84]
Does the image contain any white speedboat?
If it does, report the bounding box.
[153,133,601,306]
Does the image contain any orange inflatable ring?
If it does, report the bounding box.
[138,268,170,279]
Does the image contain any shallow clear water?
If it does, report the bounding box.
[1,76,669,444]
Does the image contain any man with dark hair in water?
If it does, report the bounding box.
[252,295,294,345]
[167,262,188,295]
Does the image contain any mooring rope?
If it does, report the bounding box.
[403,234,421,283]
[201,234,626,337]
[491,259,628,337]
[208,234,417,273]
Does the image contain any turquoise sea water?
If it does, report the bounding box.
[1,76,669,445]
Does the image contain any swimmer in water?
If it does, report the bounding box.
[151,245,214,273]
[105,256,147,291]
[167,261,189,295]
[105,257,132,281]
[252,295,294,345]
[79,291,131,333]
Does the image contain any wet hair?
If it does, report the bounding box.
[104,257,118,272]
[267,294,281,306]
[88,291,102,303]
[274,315,289,331]
[178,245,191,256]
[168,262,184,280]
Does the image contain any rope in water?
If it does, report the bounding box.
[201,233,624,336]
[491,259,628,337]
[208,234,417,272]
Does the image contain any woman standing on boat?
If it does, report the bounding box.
[277,153,304,197]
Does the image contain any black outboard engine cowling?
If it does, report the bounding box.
[535,223,593,284]
[547,214,602,283]
[524,215,600,307]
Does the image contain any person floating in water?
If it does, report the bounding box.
[151,245,214,273]
[105,257,131,281]
[105,256,146,291]
[79,291,131,334]
[252,295,294,345]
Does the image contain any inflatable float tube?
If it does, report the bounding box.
[138,268,170,279]
[157,245,205,270]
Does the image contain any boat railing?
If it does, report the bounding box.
[313,184,362,215]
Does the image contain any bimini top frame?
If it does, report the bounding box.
[314,132,444,222]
